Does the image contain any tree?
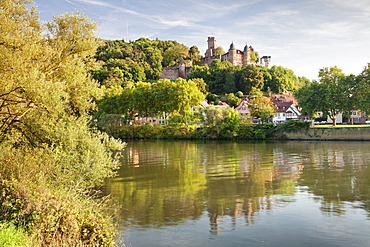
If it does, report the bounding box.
[354,63,370,114]
[225,93,241,107]
[249,97,275,123]
[0,2,124,244]
[214,46,225,56]
[237,65,264,95]
[265,66,299,94]
[189,45,202,65]
[296,66,354,126]
[208,60,233,94]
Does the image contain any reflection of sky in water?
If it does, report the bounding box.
[119,188,370,247]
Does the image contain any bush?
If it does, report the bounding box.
[278,120,311,131]
[0,180,117,246]
[237,122,255,139]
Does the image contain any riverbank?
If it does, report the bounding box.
[101,121,370,141]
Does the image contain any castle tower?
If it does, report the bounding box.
[178,58,186,78]
[242,44,250,65]
[205,37,217,57]
[228,42,237,66]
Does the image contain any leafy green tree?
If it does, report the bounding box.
[202,105,240,138]
[208,60,233,94]
[296,66,354,126]
[249,97,275,123]
[162,42,188,67]
[237,65,264,95]
[144,46,163,79]
[265,65,299,94]
[186,65,210,81]
[224,65,242,93]
[191,78,208,95]
[189,45,202,65]
[214,46,225,55]
[354,63,370,114]
[225,93,241,107]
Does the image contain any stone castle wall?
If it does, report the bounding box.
[159,67,179,80]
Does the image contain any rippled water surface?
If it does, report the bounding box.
[104,140,370,247]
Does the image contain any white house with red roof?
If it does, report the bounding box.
[270,94,301,123]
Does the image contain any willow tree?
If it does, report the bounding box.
[0,1,124,245]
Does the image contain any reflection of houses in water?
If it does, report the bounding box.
[208,195,274,236]
[272,148,304,181]
[128,147,140,166]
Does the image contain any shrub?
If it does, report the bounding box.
[278,120,311,132]
[0,180,117,246]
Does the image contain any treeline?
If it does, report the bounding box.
[91,38,202,87]
[91,37,309,96]
[96,78,206,121]
[187,60,310,96]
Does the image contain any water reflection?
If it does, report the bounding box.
[104,140,370,245]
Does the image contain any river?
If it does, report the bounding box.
[104,140,370,247]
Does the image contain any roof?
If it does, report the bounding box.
[271,94,299,106]
[230,42,236,50]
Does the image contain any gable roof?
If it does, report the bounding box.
[271,94,298,106]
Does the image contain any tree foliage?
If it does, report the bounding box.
[0,1,124,245]
[296,66,354,126]
[249,97,275,122]
[97,79,205,121]
[92,38,202,86]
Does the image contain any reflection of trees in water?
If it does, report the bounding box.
[299,145,370,217]
[105,141,370,233]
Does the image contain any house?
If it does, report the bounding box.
[235,98,251,117]
[322,109,367,124]
[271,95,301,123]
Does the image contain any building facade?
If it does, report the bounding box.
[201,37,271,68]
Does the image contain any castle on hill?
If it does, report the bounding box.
[201,37,271,67]
[159,37,271,80]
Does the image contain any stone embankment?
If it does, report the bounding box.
[284,127,370,141]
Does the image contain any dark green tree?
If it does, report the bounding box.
[237,65,264,95]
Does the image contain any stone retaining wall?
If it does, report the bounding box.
[284,127,370,140]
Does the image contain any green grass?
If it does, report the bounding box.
[0,222,29,247]
[312,124,370,128]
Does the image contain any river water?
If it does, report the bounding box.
[104,140,370,247]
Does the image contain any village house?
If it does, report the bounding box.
[235,98,251,117]
[270,94,301,123]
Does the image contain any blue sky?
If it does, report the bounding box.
[35,0,370,80]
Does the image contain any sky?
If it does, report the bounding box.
[34,0,370,80]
